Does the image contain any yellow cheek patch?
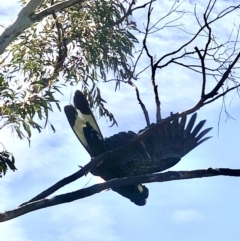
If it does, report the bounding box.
[137,184,143,193]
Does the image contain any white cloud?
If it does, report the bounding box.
[0,221,32,241]
[172,209,202,223]
[50,202,119,241]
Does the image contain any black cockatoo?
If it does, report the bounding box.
[64,90,212,206]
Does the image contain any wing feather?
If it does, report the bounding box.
[185,113,197,134]
[97,113,212,176]
[64,90,104,157]
[74,90,103,140]
[64,105,92,155]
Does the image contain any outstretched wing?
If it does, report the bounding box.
[96,113,212,177]
[64,90,104,157]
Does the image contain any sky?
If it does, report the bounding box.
[0,0,240,241]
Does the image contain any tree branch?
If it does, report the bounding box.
[204,52,240,99]
[19,155,104,206]
[0,0,148,56]
[1,167,240,222]
[0,0,86,55]
[133,83,150,127]
[0,0,43,54]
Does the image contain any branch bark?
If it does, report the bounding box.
[0,0,85,55]
[1,167,240,222]
[0,0,140,55]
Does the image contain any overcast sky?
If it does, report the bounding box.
[1,1,240,241]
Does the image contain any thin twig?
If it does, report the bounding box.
[130,81,150,127]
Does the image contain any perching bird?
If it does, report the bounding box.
[64,90,212,206]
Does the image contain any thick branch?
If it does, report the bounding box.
[0,0,142,55]
[19,155,103,206]
[0,0,43,54]
[0,0,86,55]
[1,168,240,222]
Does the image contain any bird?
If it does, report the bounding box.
[64,90,212,206]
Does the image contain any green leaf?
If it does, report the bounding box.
[23,121,31,138]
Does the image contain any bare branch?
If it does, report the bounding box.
[204,84,240,105]
[204,52,240,99]
[19,155,103,206]
[154,84,161,122]
[133,83,150,126]
[1,167,240,222]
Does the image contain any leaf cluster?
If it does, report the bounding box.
[0,72,58,143]
[0,0,138,143]
[0,149,17,178]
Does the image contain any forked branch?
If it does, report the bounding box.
[1,167,240,222]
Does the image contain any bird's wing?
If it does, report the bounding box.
[134,113,212,161]
[73,90,103,140]
[97,113,212,177]
[129,113,212,174]
[64,90,104,157]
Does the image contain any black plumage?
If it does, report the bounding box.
[64,90,212,206]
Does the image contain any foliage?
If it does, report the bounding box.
[0,144,17,177]
[0,0,137,142]
[0,152,17,177]
[0,72,58,143]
